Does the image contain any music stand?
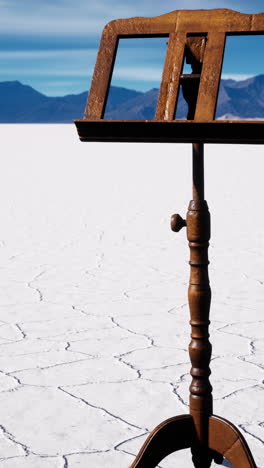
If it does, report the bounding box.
[75,9,262,467]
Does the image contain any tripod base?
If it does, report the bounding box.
[129,414,257,468]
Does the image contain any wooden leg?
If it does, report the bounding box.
[209,415,257,468]
[128,414,195,468]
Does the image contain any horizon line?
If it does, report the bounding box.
[0,73,262,97]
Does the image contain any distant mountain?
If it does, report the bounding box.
[0,81,141,123]
[104,87,142,115]
[105,88,158,120]
[1,76,264,123]
[216,75,264,118]
[0,81,84,123]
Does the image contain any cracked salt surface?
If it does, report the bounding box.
[0,125,262,467]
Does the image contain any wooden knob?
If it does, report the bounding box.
[171,214,186,232]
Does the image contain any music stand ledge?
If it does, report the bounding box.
[75,8,262,468]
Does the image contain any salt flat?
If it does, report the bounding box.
[0,124,263,467]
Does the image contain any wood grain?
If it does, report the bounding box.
[194,32,226,121]
[84,32,118,119]
[209,415,257,468]
[155,32,186,120]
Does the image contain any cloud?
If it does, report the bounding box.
[113,66,163,82]
[1,69,92,77]
[222,73,255,81]
[0,49,97,59]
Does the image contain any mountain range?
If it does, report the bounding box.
[1,75,264,123]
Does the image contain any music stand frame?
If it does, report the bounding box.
[75,9,263,467]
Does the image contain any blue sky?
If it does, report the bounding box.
[0,0,264,96]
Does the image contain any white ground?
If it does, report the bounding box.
[0,124,263,467]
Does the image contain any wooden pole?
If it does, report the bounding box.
[187,142,213,467]
[192,143,204,201]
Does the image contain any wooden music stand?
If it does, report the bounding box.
[75,9,263,468]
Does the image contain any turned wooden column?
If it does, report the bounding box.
[187,143,213,468]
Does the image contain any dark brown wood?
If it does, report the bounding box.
[193,143,204,201]
[187,197,212,467]
[171,213,186,232]
[128,415,195,468]
[75,120,264,144]
[209,415,257,467]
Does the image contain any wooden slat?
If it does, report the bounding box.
[100,10,264,36]
[176,9,252,33]
[155,33,186,120]
[251,12,264,31]
[75,120,264,144]
[105,11,178,36]
[84,32,118,120]
[209,415,257,468]
[194,32,226,122]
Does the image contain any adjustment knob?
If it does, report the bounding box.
[171,214,186,232]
